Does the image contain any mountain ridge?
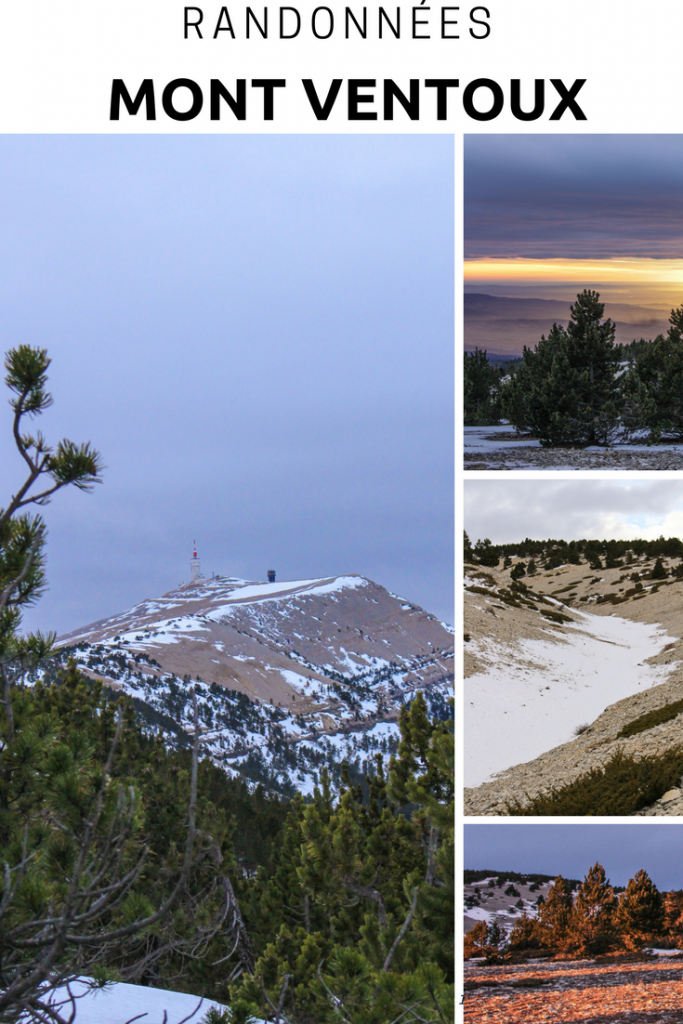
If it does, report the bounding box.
[53,572,453,794]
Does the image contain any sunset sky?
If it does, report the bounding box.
[465,135,683,310]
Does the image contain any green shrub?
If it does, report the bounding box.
[201,1001,261,1024]
[618,699,683,739]
[540,609,572,624]
[506,748,683,816]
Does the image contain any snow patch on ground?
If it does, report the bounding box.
[464,906,496,924]
[206,575,368,613]
[278,668,311,692]
[465,609,679,787]
[465,423,683,455]
[45,980,252,1024]
[464,424,541,451]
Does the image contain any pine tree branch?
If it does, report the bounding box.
[0,530,43,616]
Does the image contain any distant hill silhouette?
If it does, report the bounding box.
[464,293,670,357]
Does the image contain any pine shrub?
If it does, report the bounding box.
[506,748,683,816]
[618,699,683,739]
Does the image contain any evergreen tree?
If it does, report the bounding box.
[502,291,621,445]
[510,561,526,580]
[463,920,487,957]
[473,538,499,568]
[662,889,683,944]
[236,696,454,1022]
[0,346,103,699]
[620,342,662,437]
[0,345,259,1018]
[463,920,504,960]
[622,303,683,440]
[508,912,545,952]
[538,875,574,948]
[464,349,502,425]
[526,558,537,576]
[571,862,617,954]
[651,557,668,580]
[566,541,582,565]
[615,869,664,950]
[669,303,683,346]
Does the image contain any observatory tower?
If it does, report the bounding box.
[190,542,201,583]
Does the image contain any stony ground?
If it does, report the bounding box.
[464,431,683,471]
[463,956,683,1023]
[464,558,683,816]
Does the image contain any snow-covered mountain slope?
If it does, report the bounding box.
[55,574,453,794]
[464,875,558,937]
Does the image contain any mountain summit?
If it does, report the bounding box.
[56,574,453,793]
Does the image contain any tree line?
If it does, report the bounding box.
[464,531,683,572]
[465,862,682,959]
[464,869,580,888]
[0,345,454,1023]
[464,289,683,446]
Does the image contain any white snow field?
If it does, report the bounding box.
[45,980,266,1023]
[465,609,679,787]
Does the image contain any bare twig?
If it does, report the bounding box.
[382,887,419,974]
[260,972,293,1024]
[175,999,206,1024]
[424,825,438,888]
[315,963,351,1024]
[223,875,256,974]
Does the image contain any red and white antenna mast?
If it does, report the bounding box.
[190,541,201,582]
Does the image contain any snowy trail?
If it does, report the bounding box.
[465,609,679,787]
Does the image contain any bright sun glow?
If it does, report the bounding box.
[464,257,683,285]
[464,258,683,309]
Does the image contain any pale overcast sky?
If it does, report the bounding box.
[465,479,683,546]
[466,823,683,890]
[0,135,454,634]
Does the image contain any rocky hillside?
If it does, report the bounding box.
[464,873,557,936]
[53,574,453,794]
[464,556,683,815]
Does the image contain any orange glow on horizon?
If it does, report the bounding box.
[464,257,683,285]
[464,258,683,309]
